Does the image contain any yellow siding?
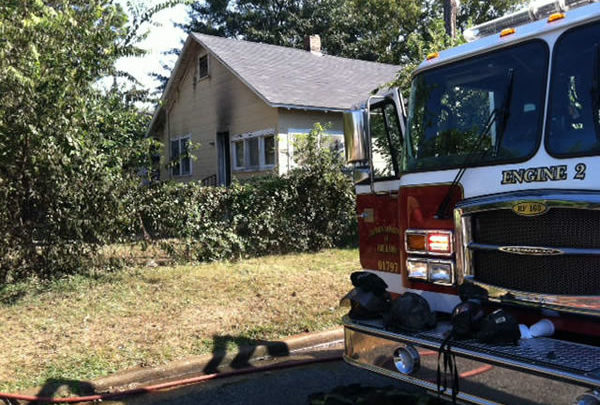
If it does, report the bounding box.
[162,43,278,182]
[276,109,344,175]
[160,41,347,183]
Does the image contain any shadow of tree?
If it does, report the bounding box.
[203,334,290,374]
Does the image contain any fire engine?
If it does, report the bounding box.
[342,1,600,403]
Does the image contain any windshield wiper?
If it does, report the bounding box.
[434,109,499,219]
[493,68,515,157]
[435,69,515,220]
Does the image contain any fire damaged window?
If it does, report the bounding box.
[547,21,600,157]
[404,40,548,172]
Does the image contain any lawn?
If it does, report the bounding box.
[0,249,358,393]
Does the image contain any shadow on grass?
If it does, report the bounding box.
[203,334,290,374]
[28,378,95,405]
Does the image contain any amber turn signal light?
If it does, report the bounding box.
[499,27,516,38]
[547,13,565,23]
[406,233,426,251]
[406,229,453,255]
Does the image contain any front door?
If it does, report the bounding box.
[217,132,231,186]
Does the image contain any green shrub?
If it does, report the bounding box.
[137,124,357,262]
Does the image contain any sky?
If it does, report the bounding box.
[115,0,191,92]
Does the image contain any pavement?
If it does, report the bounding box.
[92,328,346,394]
[17,327,590,404]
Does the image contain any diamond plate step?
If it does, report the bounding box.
[345,317,600,387]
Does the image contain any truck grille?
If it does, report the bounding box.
[470,208,600,296]
[473,208,600,249]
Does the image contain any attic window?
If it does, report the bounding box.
[198,55,209,79]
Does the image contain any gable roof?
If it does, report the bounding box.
[149,33,401,133]
[191,33,400,111]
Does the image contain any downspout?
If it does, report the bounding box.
[287,131,291,173]
[167,107,172,180]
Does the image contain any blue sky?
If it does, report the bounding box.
[115,0,191,92]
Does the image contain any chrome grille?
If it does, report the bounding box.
[473,250,600,295]
[469,208,600,296]
[455,191,600,315]
[473,208,600,249]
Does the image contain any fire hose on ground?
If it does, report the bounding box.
[0,352,494,404]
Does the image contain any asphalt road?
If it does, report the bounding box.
[102,356,588,405]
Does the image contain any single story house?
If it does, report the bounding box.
[148,33,400,185]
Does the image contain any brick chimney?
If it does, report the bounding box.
[304,35,322,55]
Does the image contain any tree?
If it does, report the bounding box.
[182,0,422,63]
[182,0,524,62]
[444,0,459,38]
[0,0,160,281]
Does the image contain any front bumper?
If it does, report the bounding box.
[343,316,600,404]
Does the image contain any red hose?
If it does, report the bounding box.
[0,355,342,403]
[0,353,495,403]
[459,364,493,378]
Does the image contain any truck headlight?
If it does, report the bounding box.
[406,259,428,280]
[406,259,454,285]
[429,260,454,285]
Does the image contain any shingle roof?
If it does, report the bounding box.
[191,33,401,111]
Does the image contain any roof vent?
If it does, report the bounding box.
[304,35,322,55]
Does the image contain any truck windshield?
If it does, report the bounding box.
[403,41,548,172]
[546,21,600,157]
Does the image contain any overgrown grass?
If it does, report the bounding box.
[0,249,358,392]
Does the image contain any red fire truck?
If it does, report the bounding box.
[342,1,600,403]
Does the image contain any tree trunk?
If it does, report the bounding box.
[444,0,458,38]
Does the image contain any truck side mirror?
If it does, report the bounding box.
[343,109,368,163]
[343,109,372,185]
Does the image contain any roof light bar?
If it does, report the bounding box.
[464,0,597,42]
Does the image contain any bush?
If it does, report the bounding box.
[137,124,357,262]
[0,1,153,283]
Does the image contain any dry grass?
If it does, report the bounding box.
[0,249,358,392]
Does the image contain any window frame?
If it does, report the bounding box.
[545,21,600,159]
[231,129,277,172]
[170,135,193,177]
[286,128,345,169]
[198,54,209,81]
[369,98,402,181]
[233,140,245,170]
[403,39,549,174]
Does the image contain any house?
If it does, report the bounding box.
[148,33,400,185]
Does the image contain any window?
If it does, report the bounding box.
[286,128,344,169]
[369,100,402,179]
[404,40,548,172]
[248,137,259,168]
[234,140,245,169]
[264,135,275,165]
[546,21,600,157]
[198,55,209,79]
[231,130,277,171]
[170,136,192,176]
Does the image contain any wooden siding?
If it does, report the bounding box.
[276,109,344,175]
[160,43,278,182]
[158,42,348,183]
